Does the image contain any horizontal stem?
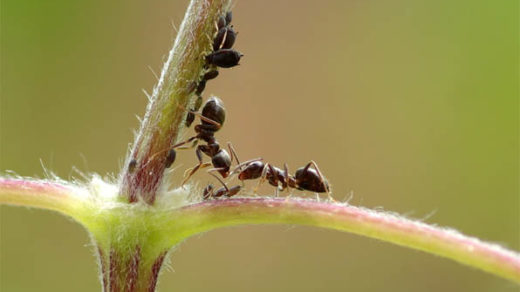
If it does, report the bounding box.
[173,197,520,283]
[0,177,85,218]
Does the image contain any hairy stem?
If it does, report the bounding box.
[0,178,85,220]
[119,0,232,204]
[171,198,520,283]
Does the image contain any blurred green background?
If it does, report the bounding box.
[1,0,518,291]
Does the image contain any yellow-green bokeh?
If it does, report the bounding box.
[1,0,518,291]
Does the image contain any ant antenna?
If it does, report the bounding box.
[208,171,229,192]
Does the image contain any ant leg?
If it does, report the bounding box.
[253,163,269,194]
[172,136,198,149]
[181,147,210,185]
[283,163,292,194]
[267,164,280,186]
[307,160,334,201]
[178,104,222,127]
[227,142,241,166]
[176,139,199,150]
[229,158,263,175]
[208,172,229,192]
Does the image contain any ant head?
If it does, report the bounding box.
[203,184,214,200]
[202,96,226,126]
[238,161,264,180]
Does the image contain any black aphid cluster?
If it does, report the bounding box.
[185,11,242,128]
[136,10,331,200]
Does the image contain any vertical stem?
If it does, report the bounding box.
[97,244,169,292]
[119,0,232,204]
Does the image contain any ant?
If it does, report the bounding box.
[202,172,241,200]
[173,96,240,184]
[232,159,332,198]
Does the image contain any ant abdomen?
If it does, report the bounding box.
[201,97,226,126]
[238,161,264,180]
[294,166,330,193]
[211,149,231,177]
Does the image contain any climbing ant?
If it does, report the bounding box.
[173,97,240,184]
[232,160,331,197]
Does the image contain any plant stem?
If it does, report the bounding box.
[171,198,520,283]
[0,178,84,219]
[1,179,519,284]
[119,0,232,205]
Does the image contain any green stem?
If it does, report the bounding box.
[119,0,232,205]
[170,198,520,284]
[1,179,519,284]
[0,177,85,220]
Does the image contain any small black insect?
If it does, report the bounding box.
[225,11,232,25]
[203,70,219,81]
[165,149,176,168]
[213,26,237,51]
[213,27,227,51]
[221,26,236,50]
[128,159,137,173]
[217,15,227,30]
[196,80,206,96]
[185,112,196,127]
[206,49,243,68]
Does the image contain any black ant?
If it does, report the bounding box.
[202,172,241,200]
[232,159,331,198]
[173,97,240,184]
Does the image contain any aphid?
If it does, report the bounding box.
[213,27,227,51]
[196,80,206,96]
[213,26,237,51]
[165,149,176,168]
[128,159,137,173]
[206,49,243,68]
[225,11,232,25]
[217,15,227,30]
[185,95,203,127]
[234,160,330,195]
[221,26,237,49]
[185,112,195,127]
[203,70,219,81]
